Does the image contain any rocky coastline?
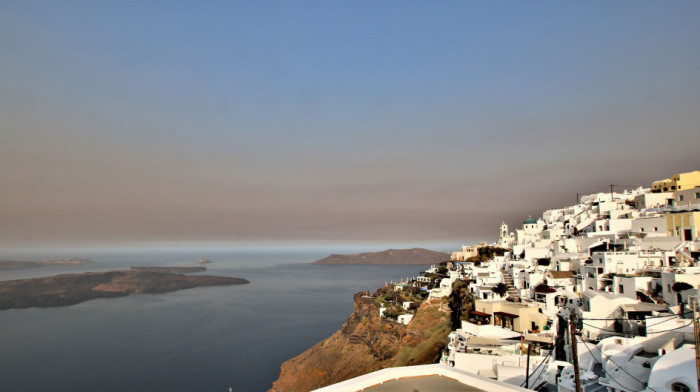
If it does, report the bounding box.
[269,289,451,392]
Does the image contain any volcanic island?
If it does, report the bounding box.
[0,266,249,310]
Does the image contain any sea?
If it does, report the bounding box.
[0,245,443,392]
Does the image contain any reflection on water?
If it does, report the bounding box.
[0,248,427,391]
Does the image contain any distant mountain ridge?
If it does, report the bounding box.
[312,248,449,265]
[0,258,93,270]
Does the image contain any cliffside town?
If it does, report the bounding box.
[277,170,700,392]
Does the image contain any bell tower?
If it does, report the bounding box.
[500,222,508,240]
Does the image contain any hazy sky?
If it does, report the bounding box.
[1,1,699,248]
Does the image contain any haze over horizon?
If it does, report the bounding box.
[1,1,699,248]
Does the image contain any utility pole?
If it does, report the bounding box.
[525,342,532,389]
[692,297,700,392]
[570,313,582,392]
[610,184,614,201]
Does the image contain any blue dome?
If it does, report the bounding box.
[523,217,537,225]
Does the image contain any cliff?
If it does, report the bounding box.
[269,291,451,392]
[0,269,249,310]
[311,248,449,265]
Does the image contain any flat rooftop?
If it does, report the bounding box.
[363,375,486,392]
[312,364,529,392]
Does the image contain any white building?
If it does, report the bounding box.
[312,363,532,392]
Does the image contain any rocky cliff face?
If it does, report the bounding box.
[269,291,451,392]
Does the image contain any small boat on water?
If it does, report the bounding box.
[197,259,210,264]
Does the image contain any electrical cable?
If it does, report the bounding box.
[579,337,659,392]
[519,350,552,388]
[581,320,693,335]
[581,184,639,198]
[581,310,692,321]
[645,314,690,328]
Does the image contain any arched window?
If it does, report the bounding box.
[671,382,691,392]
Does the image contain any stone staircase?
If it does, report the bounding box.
[674,242,695,265]
[501,269,520,300]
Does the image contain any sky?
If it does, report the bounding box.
[1,1,699,249]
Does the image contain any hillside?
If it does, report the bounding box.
[312,248,449,265]
[269,291,451,392]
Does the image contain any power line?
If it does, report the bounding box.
[581,320,693,335]
[519,350,552,388]
[577,184,642,204]
[646,315,689,329]
[581,310,692,321]
[579,337,659,392]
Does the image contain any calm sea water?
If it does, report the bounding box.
[0,247,430,392]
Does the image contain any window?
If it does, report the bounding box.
[641,228,645,232]
[654,227,658,232]
[618,285,624,294]
[679,195,685,201]
[671,382,690,392]
[695,192,700,199]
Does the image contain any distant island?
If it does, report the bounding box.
[130,266,207,273]
[0,267,249,310]
[312,248,449,265]
[0,258,93,270]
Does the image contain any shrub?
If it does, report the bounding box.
[493,283,508,297]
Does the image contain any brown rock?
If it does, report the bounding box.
[269,291,451,392]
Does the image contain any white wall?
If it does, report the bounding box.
[453,352,547,376]
[631,217,668,238]
[612,276,654,300]
[660,273,700,305]
[674,187,700,207]
[635,192,673,209]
